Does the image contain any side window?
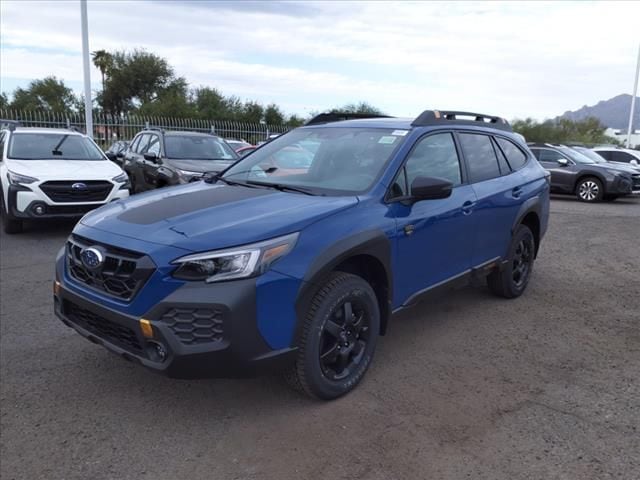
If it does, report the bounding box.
[136,134,151,154]
[496,137,528,170]
[147,135,161,155]
[538,149,567,163]
[130,135,141,153]
[611,151,633,163]
[404,133,462,188]
[492,138,512,175]
[459,133,500,183]
[0,132,5,160]
[596,150,611,161]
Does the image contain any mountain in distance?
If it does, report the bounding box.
[558,94,639,130]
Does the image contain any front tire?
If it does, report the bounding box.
[576,177,603,202]
[286,272,380,400]
[487,224,535,299]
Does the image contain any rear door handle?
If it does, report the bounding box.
[512,187,523,198]
[462,200,475,215]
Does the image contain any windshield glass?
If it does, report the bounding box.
[571,147,606,163]
[165,135,237,160]
[222,127,405,194]
[558,146,596,164]
[8,133,106,160]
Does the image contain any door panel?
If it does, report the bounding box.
[536,149,576,192]
[142,134,161,187]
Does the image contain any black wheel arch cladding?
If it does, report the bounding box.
[294,229,393,345]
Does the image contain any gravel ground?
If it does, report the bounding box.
[1,195,639,480]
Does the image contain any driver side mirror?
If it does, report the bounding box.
[105,152,117,161]
[631,159,639,166]
[410,176,453,202]
[557,158,569,166]
[144,152,159,163]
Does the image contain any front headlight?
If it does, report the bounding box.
[112,172,128,183]
[171,232,299,282]
[7,171,38,185]
[178,169,203,177]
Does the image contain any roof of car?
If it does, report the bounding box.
[302,117,415,129]
[143,129,214,137]
[5,127,84,135]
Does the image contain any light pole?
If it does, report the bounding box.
[626,42,640,149]
[80,0,93,138]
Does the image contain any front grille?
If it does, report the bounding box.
[40,181,113,202]
[161,307,224,345]
[66,235,155,301]
[632,174,640,190]
[64,300,142,353]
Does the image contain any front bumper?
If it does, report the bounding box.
[54,272,297,379]
[605,175,634,195]
[8,184,129,219]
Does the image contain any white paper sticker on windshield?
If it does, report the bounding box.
[392,130,409,136]
[378,136,397,144]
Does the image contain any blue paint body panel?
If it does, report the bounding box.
[59,119,550,353]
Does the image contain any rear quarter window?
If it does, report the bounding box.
[496,137,528,170]
[458,133,501,183]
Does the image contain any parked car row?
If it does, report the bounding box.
[529,143,640,202]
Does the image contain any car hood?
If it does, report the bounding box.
[7,159,123,180]
[80,182,358,252]
[599,162,638,174]
[167,159,235,173]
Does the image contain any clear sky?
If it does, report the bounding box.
[1,0,639,120]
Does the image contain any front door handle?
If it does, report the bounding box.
[462,200,475,215]
[512,186,523,198]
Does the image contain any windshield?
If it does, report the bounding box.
[165,135,237,160]
[8,133,106,160]
[222,127,405,194]
[571,147,606,163]
[558,146,596,164]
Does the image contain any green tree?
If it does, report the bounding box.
[286,114,305,127]
[9,76,78,112]
[192,86,229,119]
[92,49,113,112]
[331,101,384,115]
[0,92,8,110]
[138,78,195,118]
[512,117,617,145]
[242,101,264,123]
[264,103,285,125]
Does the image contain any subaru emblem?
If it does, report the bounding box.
[80,247,104,269]
[72,182,88,190]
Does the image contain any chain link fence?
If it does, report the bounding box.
[0,109,291,147]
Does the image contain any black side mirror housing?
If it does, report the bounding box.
[116,151,125,159]
[144,152,158,162]
[105,152,117,161]
[410,176,453,201]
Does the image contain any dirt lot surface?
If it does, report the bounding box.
[1,195,639,479]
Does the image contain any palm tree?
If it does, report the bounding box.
[91,50,113,112]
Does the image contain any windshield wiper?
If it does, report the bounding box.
[51,135,69,156]
[203,172,259,188]
[246,180,315,196]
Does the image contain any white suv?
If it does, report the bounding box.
[0,124,130,234]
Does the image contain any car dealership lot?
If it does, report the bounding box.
[1,196,638,479]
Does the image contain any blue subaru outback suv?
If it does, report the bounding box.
[54,110,550,399]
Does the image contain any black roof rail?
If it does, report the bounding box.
[0,119,21,131]
[411,110,512,132]
[305,112,393,126]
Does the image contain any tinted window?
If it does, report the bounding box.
[459,133,500,182]
[611,151,634,163]
[147,135,161,155]
[8,133,105,160]
[537,149,567,163]
[496,137,527,170]
[165,135,236,160]
[404,133,462,188]
[0,132,5,159]
[595,150,612,161]
[130,135,141,153]
[492,138,512,175]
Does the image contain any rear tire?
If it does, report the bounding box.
[285,272,380,400]
[0,193,23,234]
[487,224,535,299]
[576,177,603,202]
